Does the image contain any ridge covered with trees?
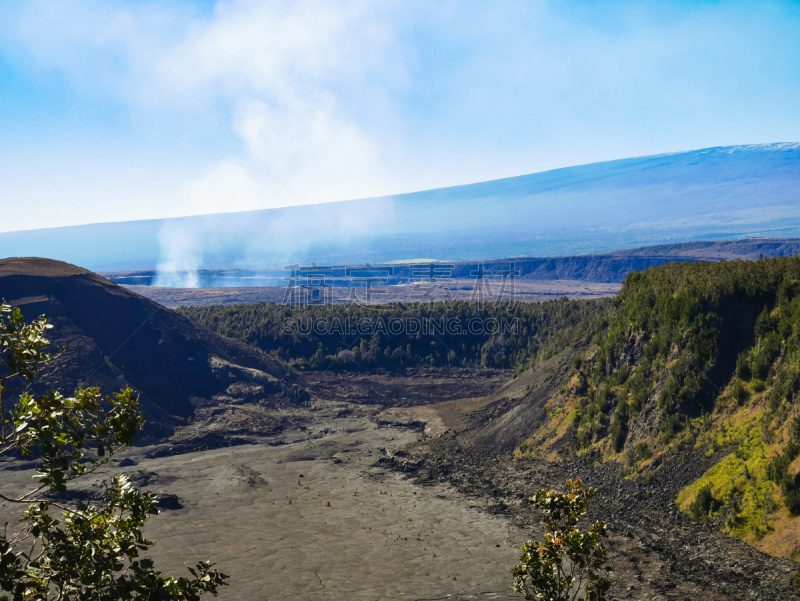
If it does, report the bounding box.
[519,256,800,554]
[179,299,611,373]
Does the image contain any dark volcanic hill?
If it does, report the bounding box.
[0,258,301,443]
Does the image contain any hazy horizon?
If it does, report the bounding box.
[3,0,800,234]
[2,142,799,278]
[4,140,797,235]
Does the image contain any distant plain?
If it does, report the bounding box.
[123,278,621,308]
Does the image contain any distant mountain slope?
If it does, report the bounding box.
[0,258,301,443]
[103,238,800,289]
[1,143,799,274]
[611,238,800,260]
[392,238,800,283]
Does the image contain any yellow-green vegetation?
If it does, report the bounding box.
[677,386,800,556]
[678,411,776,539]
[518,257,800,556]
[677,287,800,553]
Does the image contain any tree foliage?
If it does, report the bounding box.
[574,256,800,452]
[178,299,611,373]
[0,302,228,600]
[688,484,722,523]
[511,479,611,601]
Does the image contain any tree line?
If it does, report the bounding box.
[573,256,800,518]
[178,299,612,373]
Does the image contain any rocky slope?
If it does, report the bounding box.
[383,433,797,600]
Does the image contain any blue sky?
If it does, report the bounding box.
[1,0,799,232]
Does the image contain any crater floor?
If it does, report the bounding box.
[0,417,528,601]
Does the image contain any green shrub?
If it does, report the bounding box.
[752,331,781,381]
[610,399,629,452]
[578,426,591,450]
[511,479,612,601]
[636,442,653,460]
[624,447,638,467]
[689,485,722,522]
[661,414,682,444]
[735,351,751,380]
[785,489,800,516]
[768,441,800,485]
[791,415,800,444]
[731,380,748,404]
[767,454,792,484]
[614,366,630,386]
[659,355,705,414]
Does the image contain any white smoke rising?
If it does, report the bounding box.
[153,195,398,287]
[154,222,201,288]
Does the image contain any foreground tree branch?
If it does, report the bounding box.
[0,303,229,601]
[511,478,612,601]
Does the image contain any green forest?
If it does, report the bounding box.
[178,299,611,373]
[567,256,800,524]
[581,257,800,443]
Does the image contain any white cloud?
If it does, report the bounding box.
[171,1,406,95]
[164,0,429,210]
[2,0,433,221]
[6,0,799,236]
[165,0,428,210]
[178,159,280,216]
[230,97,394,202]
